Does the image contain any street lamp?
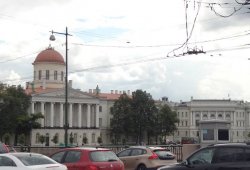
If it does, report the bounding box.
[50,27,72,147]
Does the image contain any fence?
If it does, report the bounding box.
[15,144,183,162]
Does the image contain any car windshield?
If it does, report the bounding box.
[14,154,56,166]
[90,151,119,162]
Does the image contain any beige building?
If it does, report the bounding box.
[163,98,250,146]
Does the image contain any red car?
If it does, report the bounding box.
[50,147,124,170]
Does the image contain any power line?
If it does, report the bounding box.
[167,0,202,57]
[2,43,250,84]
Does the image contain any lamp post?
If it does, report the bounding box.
[50,27,72,147]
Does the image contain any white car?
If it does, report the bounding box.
[0,152,67,170]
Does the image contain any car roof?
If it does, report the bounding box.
[60,147,111,151]
[7,152,45,156]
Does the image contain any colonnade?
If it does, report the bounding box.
[31,101,99,128]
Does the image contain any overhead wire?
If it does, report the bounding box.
[167,0,201,57]
[2,42,250,84]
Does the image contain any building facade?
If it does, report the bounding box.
[27,47,250,146]
[27,47,122,146]
[163,98,250,146]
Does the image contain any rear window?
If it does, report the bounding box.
[14,154,56,166]
[153,150,174,159]
[90,151,119,162]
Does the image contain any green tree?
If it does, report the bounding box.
[16,113,44,145]
[97,136,102,145]
[130,90,157,144]
[51,134,59,145]
[18,134,25,145]
[110,90,157,145]
[110,93,132,144]
[69,132,74,145]
[156,104,179,141]
[82,136,88,145]
[39,135,45,145]
[0,84,31,144]
[2,133,11,145]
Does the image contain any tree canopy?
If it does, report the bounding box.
[0,84,43,144]
[110,89,179,145]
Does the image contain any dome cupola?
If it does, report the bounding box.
[33,47,65,65]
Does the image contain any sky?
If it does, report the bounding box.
[0,0,250,102]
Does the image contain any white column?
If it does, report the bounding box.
[190,111,193,126]
[41,102,45,127]
[248,111,250,126]
[60,103,64,127]
[69,103,73,127]
[96,104,99,128]
[223,111,225,120]
[31,102,35,114]
[50,102,54,127]
[87,104,91,127]
[78,103,82,127]
[234,111,236,127]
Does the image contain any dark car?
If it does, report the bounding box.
[158,143,250,170]
[50,147,124,170]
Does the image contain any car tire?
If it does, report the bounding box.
[137,164,146,170]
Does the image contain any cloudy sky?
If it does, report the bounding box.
[0,0,250,102]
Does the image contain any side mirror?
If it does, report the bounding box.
[182,160,188,166]
[183,160,194,168]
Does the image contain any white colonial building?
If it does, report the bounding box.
[27,47,124,146]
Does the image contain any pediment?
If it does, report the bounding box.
[32,88,96,99]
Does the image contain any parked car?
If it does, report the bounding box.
[50,147,124,170]
[158,143,250,170]
[116,146,176,170]
[149,147,175,160]
[5,145,16,153]
[0,152,67,170]
[0,143,9,153]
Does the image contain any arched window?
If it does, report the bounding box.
[92,133,95,143]
[226,114,231,119]
[203,114,208,119]
[35,133,40,143]
[218,114,223,119]
[195,114,200,118]
[210,114,215,119]
[74,133,77,143]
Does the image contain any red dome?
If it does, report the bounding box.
[33,48,65,65]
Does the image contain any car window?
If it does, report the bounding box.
[154,150,174,159]
[213,147,244,163]
[90,151,119,162]
[64,151,81,163]
[131,149,145,156]
[117,149,131,157]
[188,148,215,165]
[51,151,66,163]
[0,156,16,166]
[15,154,56,166]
